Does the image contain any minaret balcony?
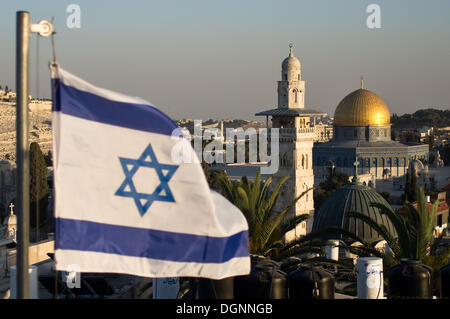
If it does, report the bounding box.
[273,127,316,142]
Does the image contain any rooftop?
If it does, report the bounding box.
[255,108,327,117]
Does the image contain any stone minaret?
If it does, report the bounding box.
[277,44,306,109]
[257,45,319,239]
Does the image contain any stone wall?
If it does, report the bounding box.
[7,239,54,269]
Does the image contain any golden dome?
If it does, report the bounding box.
[333,88,391,126]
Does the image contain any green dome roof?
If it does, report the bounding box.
[312,181,396,243]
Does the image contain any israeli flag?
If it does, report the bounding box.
[51,67,250,279]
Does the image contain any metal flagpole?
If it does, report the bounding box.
[16,10,31,299]
[16,10,54,299]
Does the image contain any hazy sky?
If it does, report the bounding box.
[1,0,449,120]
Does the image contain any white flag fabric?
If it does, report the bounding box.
[51,67,250,279]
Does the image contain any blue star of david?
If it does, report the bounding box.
[115,144,179,216]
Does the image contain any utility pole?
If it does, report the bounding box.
[16,11,53,299]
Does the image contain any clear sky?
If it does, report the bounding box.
[1,0,449,120]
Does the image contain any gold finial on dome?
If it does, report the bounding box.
[289,43,293,56]
[360,76,364,89]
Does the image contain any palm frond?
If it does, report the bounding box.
[278,213,310,235]
[369,202,409,258]
[345,211,399,255]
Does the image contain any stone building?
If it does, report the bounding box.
[256,45,326,238]
[2,204,17,242]
[313,80,429,185]
[315,122,333,143]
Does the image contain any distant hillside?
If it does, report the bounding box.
[391,108,450,129]
[0,101,52,161]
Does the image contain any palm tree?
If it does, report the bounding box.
[323,187,442,262]
[213,170,312,259]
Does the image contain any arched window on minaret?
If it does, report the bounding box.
[306,154,308,169]
[302,154,305,169]
[282,153,287,167]
[294,90,298,103]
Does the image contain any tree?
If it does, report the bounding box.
[402,131,420,143]
[314,170,349,209]
[29,142,49,242]
[404,163,419,203]
[44,150,53,167]
[213,170,312,260]
[200,161,216,189]
[391,130,397,141]
[427,130,435,150]
[391,108,450,130]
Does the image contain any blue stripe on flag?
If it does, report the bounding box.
[52,79,177,136]
[55,218,249,263]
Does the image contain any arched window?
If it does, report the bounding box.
[302,154,305,169]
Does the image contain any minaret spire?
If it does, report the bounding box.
[360,76,364,89]
[289,43,293,57]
